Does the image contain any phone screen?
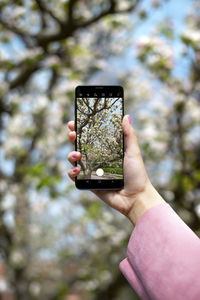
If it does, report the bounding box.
[75,86,124,190]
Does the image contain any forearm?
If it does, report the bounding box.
[120,202,200,300]
[128,181,165,225]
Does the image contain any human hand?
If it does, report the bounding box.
[67,115,164,225]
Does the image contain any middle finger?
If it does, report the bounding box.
[68,151,82,166]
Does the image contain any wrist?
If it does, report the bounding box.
[128,181,165,225]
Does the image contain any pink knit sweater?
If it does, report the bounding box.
[119,203,200,300]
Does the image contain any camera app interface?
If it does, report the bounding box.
[76,96,123,180]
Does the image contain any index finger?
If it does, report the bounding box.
[67,121,75,131]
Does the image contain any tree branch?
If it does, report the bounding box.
[47,68,58,98]
[34,0,140,48]
[82,98,94,112]
[107,98,120,109]
[75,0,140,29]
[77,106,89,116]
[68,0,78,24]
[35,0,63,26]
[35,29,72,48]
[9,63,41,89]
[1,0,140,89]
[0,21,34,48]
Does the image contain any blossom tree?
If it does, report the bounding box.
[77,97,123,179]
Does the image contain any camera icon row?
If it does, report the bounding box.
[79,93,120,97]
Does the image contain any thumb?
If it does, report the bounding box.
[122,115,141,156]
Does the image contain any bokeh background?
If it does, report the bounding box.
[0,0,200,299]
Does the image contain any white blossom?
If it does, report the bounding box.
[141,124,158,140]
[4,136,22,155]
[17,48,42,61]
[32,94,49,112]
[31,196,48,214]
[182,29,200,43]
[100,270,112,282]
[1,194,16,210]
[29,282,41,296]
[195,204,200,217]
[29,224,41,236]
[44,55,60,67]
[10,250,24,266]
[111,230,126,246]
[185,100,200,122]
[12,6,26,17]
[163,190,174,202]
[85,279,99,291]
[102,211,114,222]
[0,278,8,292]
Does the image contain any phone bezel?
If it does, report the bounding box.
[74,85,124,190]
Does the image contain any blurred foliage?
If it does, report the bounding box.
[0,0,200,299]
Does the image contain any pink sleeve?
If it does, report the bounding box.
[119,203,200,300]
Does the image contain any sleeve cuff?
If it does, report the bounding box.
[119,258,150,300]
[120,202,200,300]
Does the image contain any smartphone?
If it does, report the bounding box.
[75,85,124,190]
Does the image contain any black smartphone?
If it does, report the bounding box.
[75,85,124,190]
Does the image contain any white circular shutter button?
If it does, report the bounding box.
[96,168,104,176]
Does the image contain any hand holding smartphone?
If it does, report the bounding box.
[68,93,162,223]
[75,85,124,190]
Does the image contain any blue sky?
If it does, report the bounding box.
[91,0,191,83]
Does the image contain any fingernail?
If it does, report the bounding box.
[128,115,131,124]
[72,167,78,173]
[72,153,76,158]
